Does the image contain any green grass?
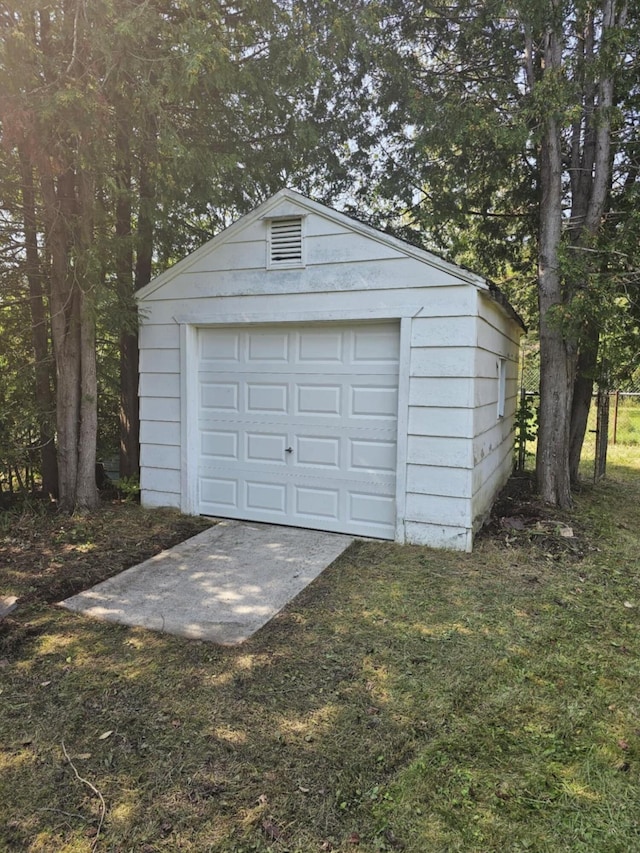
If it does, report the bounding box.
[1,451,639,852]
[611,396,640,446]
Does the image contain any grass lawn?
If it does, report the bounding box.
[1,447,639,852]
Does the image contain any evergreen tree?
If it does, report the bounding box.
[364,0,637,505]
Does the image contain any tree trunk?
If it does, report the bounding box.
[114,106,138,481]
[75,168,99,510]
[53,288,82,512]
[76,286,98,509]
[19,148,58,496]
[40,166,79,510]
[40,161,98,512]
[535,21,574,508]
[537,318,574,508]
[119,126,156,480]
[565,0,622,482]
[569,329,598,484]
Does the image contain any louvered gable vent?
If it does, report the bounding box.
[270,217,303,266]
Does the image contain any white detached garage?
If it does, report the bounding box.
[137,189,524,551]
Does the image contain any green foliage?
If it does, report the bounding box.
[117,474,141,503]
[0,0,394,488]
[515,391,539,471]
[1,0,638,500]
[0,267,48,492]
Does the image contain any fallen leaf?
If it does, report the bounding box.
[623,601,635,609]
[257,793,268,805]
[298,785,310,793]
[40,681,52,687]
[348,831,361,845]
[618,739,629,750]
[98,730,113,740]
[261,819,282,841]
[502,517,526,531]
[76,752,92,760]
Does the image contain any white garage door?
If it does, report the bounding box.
[197,322,400,538]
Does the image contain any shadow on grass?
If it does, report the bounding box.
[2,473,640,852]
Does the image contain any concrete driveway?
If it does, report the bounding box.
[60,520,353,645]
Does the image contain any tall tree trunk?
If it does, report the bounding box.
[566,0,624,481]
[535,20,574,509]
[53,288,82,511]
[569,330,598,484]
[40,160,98,512]
[114,105,137,480]
[76,286,98,508]
[119,124,156,480]
[75,168,98,510]
[19,148,58,496]
[41,166,80,510]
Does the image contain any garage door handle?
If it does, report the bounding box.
[285,446,293,454]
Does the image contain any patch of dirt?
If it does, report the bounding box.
[477,473,592,560]
[479,472,590,560]
[0,501,213,615]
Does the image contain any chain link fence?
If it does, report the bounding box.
[517,342,640,472]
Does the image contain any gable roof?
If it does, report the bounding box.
[136,188,525,330]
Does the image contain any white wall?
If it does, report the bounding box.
[138,196,522,549]
[471,293,523,531]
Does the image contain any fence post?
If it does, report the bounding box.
[594,389,610,482]
[517,385,526,472]
[613,389,620,445]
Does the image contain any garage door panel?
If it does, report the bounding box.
[295,485,340,520]
[296,384,342,416]
[349,439,397,472]
[201,429,239,460]
[246,480,287,513]
[350,385,398,418]
[197,322,399,539]
[353,327,400,363]
[200,328,240,362]
[295,435,341,468]
[201,477,238,508]
[297,330,343,363]
[247,330,289,362]
[199,462,395,487]
[246,382,289,414]
[201,382,240,412]
[246,432,288,464]
[349,492,396,527]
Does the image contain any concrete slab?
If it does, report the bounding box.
[60,520,353,645]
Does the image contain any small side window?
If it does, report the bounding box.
[497,358,506,419]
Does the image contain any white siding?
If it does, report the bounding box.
[470,293,523,531]
[138,190,523,550]
[405,299,477,546]
[142,286,476,327]
[138,323,180,349]
[405,521,472,551]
